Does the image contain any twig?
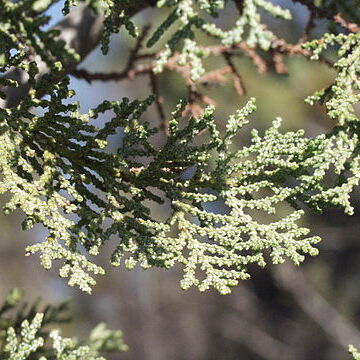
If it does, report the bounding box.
[237,43,268,73]
[126,24,152,69]
[221,315,293,360]
[273,263,360,349]
[270,51,288,74]
[149,71,168,134]
[70,66,151,83]
[292,0,360,33]
[198,66,230,88]
[223,53,246,96]
[334,14,360,33]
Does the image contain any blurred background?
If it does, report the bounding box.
[1,1,360,359]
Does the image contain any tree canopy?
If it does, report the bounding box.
[0,0,359,358]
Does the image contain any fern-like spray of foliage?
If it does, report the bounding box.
[0,0,359,296]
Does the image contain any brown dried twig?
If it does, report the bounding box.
[292,0,360,33]
[333,13,360,33]
[70,66,151,83]
[69,25,335,133]
[270,51,288,75]
[126,24,152,69]
[198,67,230,88]
[223,53,246,96]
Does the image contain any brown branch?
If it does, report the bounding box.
[270,51,288,74]
[70,66,151,83]
[68,35,333,127]
[61,18,333,121]
[183,87,216,119]
[221,316,293,360]
[237,43,268,73]
[270,38,334,67]
[292,0,360,33]
[126,24,152,69]
[273,263,360,349]
[334,14,360,33]
[223,53,246,96]
[198,67,230,88]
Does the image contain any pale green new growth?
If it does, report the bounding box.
[304,33,360,126]
[0,289,127,359]
[4,314,45,360]
[149,0,291,79]
[350,345,360,360]
[0,83,324,294]
[0,0,359,296]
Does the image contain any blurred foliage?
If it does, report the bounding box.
[0,289,127,359]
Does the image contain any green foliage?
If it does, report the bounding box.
[0,81,322,294]
[0,0,360,356]
[302,32,360,214]
[0,1,360,296]
[0,289,127,359]
[304,32,360,126]
[350,345,360,360]
[61,0,292,80]
[0,0,79,75]
[147,0,291,79]
[0,0,359,297]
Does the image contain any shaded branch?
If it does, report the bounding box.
[333,14,360,33]
[223,53,246,96]
[273,263,360,349]
[149,71,167,134]
[70,66,151,83]
[221,316,293,360]
[292,0,360,32]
